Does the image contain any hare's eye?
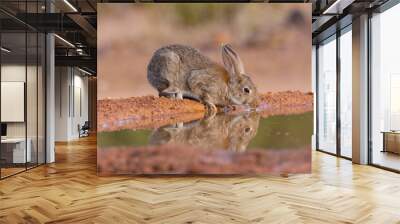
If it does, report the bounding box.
[243,87,251,94]
[245,127,251,133]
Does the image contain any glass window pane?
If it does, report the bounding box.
[371,4,400,171]
[317,36,337,154]
[340,28,352,158]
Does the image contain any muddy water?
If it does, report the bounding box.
[98,112,312,151]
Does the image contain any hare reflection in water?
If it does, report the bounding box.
[149,113,260,152]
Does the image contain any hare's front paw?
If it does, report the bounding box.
[159,86,183,100]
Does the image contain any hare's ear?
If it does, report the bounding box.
[221,44,245,76]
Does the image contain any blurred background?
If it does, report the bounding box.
[98,4,311,99]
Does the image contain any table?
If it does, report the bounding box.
[381,131,400,154]
[1,138,31,163]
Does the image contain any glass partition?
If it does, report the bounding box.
[317,35,337,154]
[27,0,40,169]
[1,31,28,177]
[0,3,46,179]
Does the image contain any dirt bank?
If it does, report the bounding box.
[98,91,313,132]
[98,144,311,175]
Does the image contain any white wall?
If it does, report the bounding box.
[71,73,89,138]
[1,63,46,164]
[55,67,70,141]
[55,67,89,141]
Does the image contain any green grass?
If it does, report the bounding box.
[174,4,238,26]
[97,129,152,148]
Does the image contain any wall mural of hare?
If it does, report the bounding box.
[98,4,313,175]
[147,44,259,116]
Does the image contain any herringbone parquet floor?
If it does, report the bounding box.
[1,135,400,224]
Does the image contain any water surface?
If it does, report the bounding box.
[98,112,313,151]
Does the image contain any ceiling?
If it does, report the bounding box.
[0,0,393,73]
[0,0,97,74]
[311,0,390,43]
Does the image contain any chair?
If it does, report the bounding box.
[79,121,90,138]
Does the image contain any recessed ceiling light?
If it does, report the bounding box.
[78,67,93,76]
[323,0,355,15]
[63,0,78,12]
[54,34,75,48]
[1,47,11,53]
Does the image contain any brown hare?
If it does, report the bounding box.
[147,44,259,116]
[149,113,260,152]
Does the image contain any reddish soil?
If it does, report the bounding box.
[98,144,311,175]
[98,91,313,132]
[98,95,204,132]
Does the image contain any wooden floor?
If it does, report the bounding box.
[1,167,26,178]
[373,150,400,171]
[1,136,400,224]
